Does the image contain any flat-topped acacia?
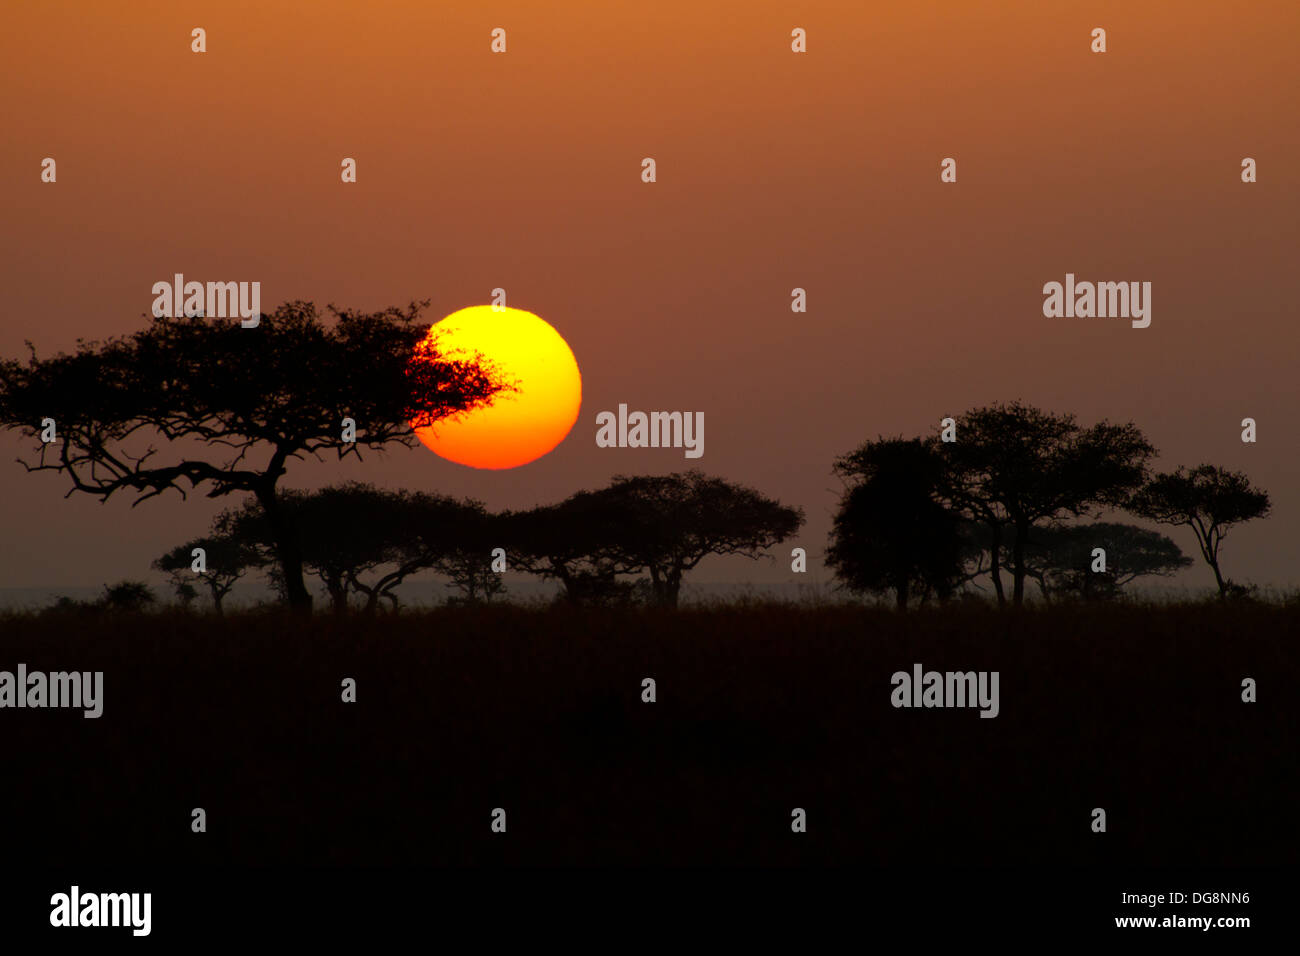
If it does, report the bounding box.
[0,300,512,610]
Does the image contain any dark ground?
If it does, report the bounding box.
[2,602,1296,867]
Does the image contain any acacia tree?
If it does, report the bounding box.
[592,471,804,608]
[0,302,511,610]
[828,437,965,610]
[173,581,200,609]
[504,494,644,606]
[354,491,493,611]
[1130,465,1270,597]
[343,494,470,613]
[1021,522,1192,602]
[100,581,157,612]
[154,534,263,615]
[931,402,1155,607]
[221,484,507,612]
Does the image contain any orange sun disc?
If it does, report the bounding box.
[412,306,582,469]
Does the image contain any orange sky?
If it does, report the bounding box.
[1,0,1297,594]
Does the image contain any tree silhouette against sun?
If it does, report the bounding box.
[0,300,514,610]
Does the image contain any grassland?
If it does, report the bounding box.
[2,601,1296,866]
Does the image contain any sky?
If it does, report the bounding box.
[1,0,1297,597]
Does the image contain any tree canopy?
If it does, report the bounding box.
[828,437,964,609]
[1021,521,1192,601]
[1131,465,1271,597]
[154,534,264,615]
[588,471,804,608]
[504,493,644,606]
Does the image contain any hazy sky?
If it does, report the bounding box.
[1,0,1297,595]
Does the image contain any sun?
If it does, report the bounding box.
[413,305,582,469]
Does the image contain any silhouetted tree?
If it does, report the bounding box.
[505,494,644,606]
[264,565,290,606]
[220,484,414,613]
[0,302,512,611]
[357,491,495,610]
[172,581,200,609]
[427,501,506,605]
[154,534,263,615]
[591,471,803,608]
[1021,521,1192,602]
[1130,465,1270,598]
[100,580,156,612]
[931,402,1154,607]
[219,487,383,613]
[220,484,507,612]
[829,437,965,610]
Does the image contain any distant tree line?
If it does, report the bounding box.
[153,472,804,613]
[827,402,1270,609]
[0,305,1273,615]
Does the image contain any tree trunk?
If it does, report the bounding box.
[328,576,349,615]
[648,565,670,607]
[553,561,580,605]
[1011,516,1029,607]
[1208,554,1228,597]
[1193,524,1229,598]
[666,572,682,609]
[255,485,312,612]
[988,522,1006,608]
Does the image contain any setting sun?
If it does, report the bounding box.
[413,305,581,469]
